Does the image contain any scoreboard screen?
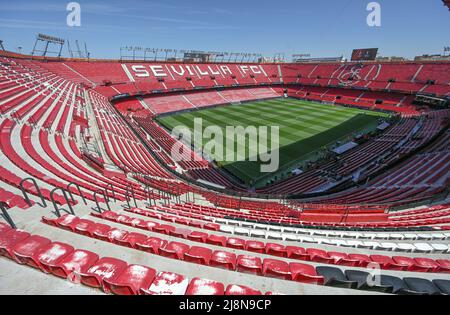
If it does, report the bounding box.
[351,48,378,61]
[184,52,213,62]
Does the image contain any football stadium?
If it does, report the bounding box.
[0,0,449,299]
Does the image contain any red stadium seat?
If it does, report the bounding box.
[226,237,246,250]
[392,256,429,272]
[286,246,309,260]
[140,272,189,295]
[328,252,360,267]
[306,248,334,264]
[36,242,75,273]
[265,243,287,257]
[413,258,441,273]
[203,223,220,231]
[246,240,265,254]
[236,255,263,275]
[50,214,80,231]
[135,237,167,254]
[184,246,213,265]
[263,259,291,280]
[106,229,129,245]
[348,254,373,267]
[92,224,113,240]
[0,222,12,234]
[77,257,128,291]
[104,265,156,295]
[12,235,52,267]
[168,227,191,239]
[206,235,227,247]
[290,263,324,285]
[116,232,148,248]
[370,255,406,271]
[436,260,450,273]
[225,284,262,295]
[49,249,99,281]
[0,230,31,259]
[73,219,97,236]
[186,278,225,295]
[159,242,190,260]
[209,250,237,270]
[186,231,208,243]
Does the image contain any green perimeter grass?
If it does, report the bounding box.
[157,98,390,186]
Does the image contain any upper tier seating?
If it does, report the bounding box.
[0,226,275,295]
[281,62,450,97]
[288,86,420,116]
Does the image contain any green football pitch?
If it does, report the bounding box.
[157,98,390,186]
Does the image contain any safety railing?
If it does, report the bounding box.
[20,178,46,208]
[93,189,111,213]
[144,186,156,206]
[50,188,75,218]
[0,202,17,229]
[105,183,116,202]
[67,182,87,206]
[124,184,137,209]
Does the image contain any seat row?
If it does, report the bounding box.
[0,186,32,209]
[134,205,450,256]
[107,209,450,273]
[42,214,330,286]
[0,222,274,295]
[149,203,450,241]
[152,204,450,240]
[8,218,450,295]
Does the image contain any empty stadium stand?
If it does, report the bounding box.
[0,51,449,295]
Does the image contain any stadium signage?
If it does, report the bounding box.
[124,63,266,80]
[351,48,379,61]
[337,63,380,86]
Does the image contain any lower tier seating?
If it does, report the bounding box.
[0,224,273,295]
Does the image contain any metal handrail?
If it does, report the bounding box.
[67,182,87,205]
[176,186,181,204]
[93,189,111,213]
[124,185,137,209]
[0,203,17,229]
[104,183,116,202]
[50,188,75,218]
[144,185,155,206]
[20,178,47,208]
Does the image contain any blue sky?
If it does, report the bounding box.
[0,0,449,60]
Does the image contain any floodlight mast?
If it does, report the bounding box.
[443,0,450,10]
[444,46,450,57]
[75,40,83,58]
[31,34,65,59]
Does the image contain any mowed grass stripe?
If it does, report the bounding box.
[157,98,388,184]
[180,101,377,134]
[164,98,377,127]
[170,102,360,134]
[160,101,381,159]
[160,102,381,151]
[165,105,363,148]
